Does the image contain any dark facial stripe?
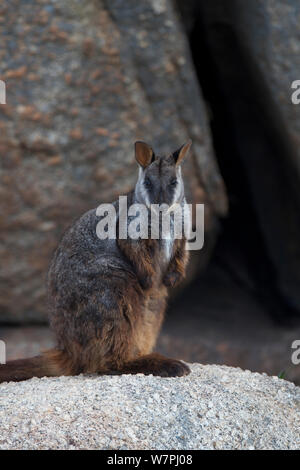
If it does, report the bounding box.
[158,156,163,177]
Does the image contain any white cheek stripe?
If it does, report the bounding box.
[173,168,183,205]
[136,167,151,207]
[140,185,150,207]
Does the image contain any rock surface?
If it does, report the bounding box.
[0,364,299,450]
[0,0,226,323]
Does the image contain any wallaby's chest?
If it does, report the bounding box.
[158,215,175,268]
[162,238,174,262]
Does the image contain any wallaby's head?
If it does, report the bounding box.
[134,140,192,208]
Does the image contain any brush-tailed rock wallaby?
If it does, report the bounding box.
[0,141,192,383]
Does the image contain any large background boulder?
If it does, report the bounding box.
[0,0,226,323]
[0,364,299,450]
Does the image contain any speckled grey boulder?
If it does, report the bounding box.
[0,364,299,450]
[0,0,226,324]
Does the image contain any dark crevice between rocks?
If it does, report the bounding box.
[175,1,300,325]
[157,0,300,383]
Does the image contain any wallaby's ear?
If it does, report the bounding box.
[135,141,154,168]
[172,140,192,166]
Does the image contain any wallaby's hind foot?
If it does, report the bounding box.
[118,353,190,377]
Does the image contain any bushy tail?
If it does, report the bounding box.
[0,349,74,384]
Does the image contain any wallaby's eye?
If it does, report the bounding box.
[144,178,152,189]
[169,179,177,187]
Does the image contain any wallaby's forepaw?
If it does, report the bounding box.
[163,272,183,288]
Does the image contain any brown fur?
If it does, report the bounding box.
[0,142,191,383]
